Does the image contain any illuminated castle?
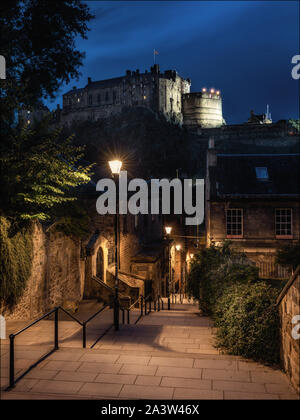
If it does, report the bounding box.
[60,64,225,130]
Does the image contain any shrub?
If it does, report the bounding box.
[201,262,259,315]
[214,282,280,365]
[275,240,300,271]
[0,216,33,306]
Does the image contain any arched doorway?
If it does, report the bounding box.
[96,247,104,280]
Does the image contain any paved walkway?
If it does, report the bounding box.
[1,302,298,400]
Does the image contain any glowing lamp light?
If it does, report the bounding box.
[202,88,207,92]
[165,226,172,235]
[190,253,194,259]
[175,244,181,251]
[108,160,122,175]
[210,88,215,94]
[216,90,220,95]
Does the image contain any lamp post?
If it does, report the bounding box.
[175,244,182,301]
[165,226,172,310]
[109,160,122,331]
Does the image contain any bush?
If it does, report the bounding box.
[214,282,280,365]
[0,216,33,306]
[200,261,259,315]
[187,241,259,315]
[275,241,300,271]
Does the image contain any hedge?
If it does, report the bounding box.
[214,282,280,365]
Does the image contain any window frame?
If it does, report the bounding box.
[226,208,243,238]
[275,208,293,239]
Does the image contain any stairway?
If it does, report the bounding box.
[1,301,298,400]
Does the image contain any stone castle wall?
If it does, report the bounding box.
[2,222,83,320]
[61,66,191,126]
[277,266,300,393]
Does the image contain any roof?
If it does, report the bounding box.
[215,153,300,197]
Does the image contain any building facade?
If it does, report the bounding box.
[205,149,300,278]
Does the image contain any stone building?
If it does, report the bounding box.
[205,148,300,278]
[61,65,191,126]
[59,64,224,129]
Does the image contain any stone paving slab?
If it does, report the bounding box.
[1,302,299,400]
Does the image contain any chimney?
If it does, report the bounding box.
[126,70,131,76]
[88,77,92,84]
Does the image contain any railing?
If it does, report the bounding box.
[122,294,164,325]
[6,303,112,390]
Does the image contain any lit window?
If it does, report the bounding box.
[275,208,292,238]
[27,120,30,125]
[226,209,243,237]
[77,98,80,102]
[143,95,147,100]
[255,167,268,180]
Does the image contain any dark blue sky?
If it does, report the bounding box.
[49,1,299,124]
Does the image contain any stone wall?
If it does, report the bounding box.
[2,222,83,320]
[277,266,300,394]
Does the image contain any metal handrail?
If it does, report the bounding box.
[124,293,166,325]
[6,303,112,390]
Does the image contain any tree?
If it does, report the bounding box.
[0,1,94,223]
[0,117,93,221]
[0,0,93,129]
[275,241,300,271]
[289,119,300,133]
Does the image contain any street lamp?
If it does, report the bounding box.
[109,160,122,331]
[108,160,122,175]
[165,226,172,235]
[165,226,172,310]
[175,244,182,301]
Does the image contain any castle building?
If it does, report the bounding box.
[60,64,224,129]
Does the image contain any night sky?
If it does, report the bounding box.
[48,1,299,125]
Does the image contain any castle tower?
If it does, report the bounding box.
[182,88,224,129]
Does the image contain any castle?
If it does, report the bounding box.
[60,64,225,129]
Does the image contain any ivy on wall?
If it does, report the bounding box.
[0,216,33,307]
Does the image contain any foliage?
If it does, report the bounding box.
[187,241,280,364]
[187,241,258,314]
[0,0,93,128]
[275,241,300,271]
[0,117,93,221]
[289,119,300,133]
[54,200,91,239]
[214,282,280,365]
[0,216,33,306]
[202,261,259,315]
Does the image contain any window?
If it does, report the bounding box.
[88,94,92,105]
[226,209,243,238]
[105,92,109,102]
[255,167,269,180]
[275,208,292,238]
[97,93,101,104]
